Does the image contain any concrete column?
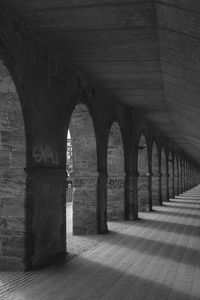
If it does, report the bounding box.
[152,142,160,206]
[162,173,168,202]
[107,172,125,220]
[124,171,137,220]
[137,135,150,212]
[97,171,108,233]
[168,171,174,199]
[138,173,152,211]
[73,171,99,235]
[159,172,163,205]
[152,171,160,205]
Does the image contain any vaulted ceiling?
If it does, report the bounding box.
[3,0,200,165]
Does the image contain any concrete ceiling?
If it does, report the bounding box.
[3,0,200,165]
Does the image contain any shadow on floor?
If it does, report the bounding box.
[91,230,200,268]
[151,209,200,219]
[10,256,200,300]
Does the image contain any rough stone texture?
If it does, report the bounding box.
[0,6,199,270]
[107,122,125,220]
[174,157,179,195]
[70,104,98,235]
[152,142,160,206]
[168,153,174,199]
[0,60,26,270]
[161,148,168,202]
[138,135,150,212]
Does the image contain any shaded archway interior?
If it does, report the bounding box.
[107,122,125,222]
[67,103,98,235]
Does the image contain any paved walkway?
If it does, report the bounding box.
[1,186,200,299]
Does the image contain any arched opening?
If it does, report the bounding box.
[161,147,168,202]
[107,122,125,222]
[152,142,160,206]
[137,134,150,212]
[0,59,26,269]
[66,103,98,235]
[168,151,174,199]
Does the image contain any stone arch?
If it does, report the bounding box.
[152,141,160,206]
[0,58,27,269]
[107,121,125,221]
[137,133,150,212]
[68,103,98,235]
[168,151,174,199]
[161,147,168,202]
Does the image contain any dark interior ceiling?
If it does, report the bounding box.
[3,0,200,165]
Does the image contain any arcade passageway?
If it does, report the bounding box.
[1,1,200,299]
[1,185,200,299]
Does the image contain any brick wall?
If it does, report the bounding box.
[0,59,26,270]
[70,104,98,235]
[107,122,125,220]
[138,135,150,211]
[152,142,160,206]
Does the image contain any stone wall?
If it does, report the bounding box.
[107,122,125,220]
[70,104,98,234]
[168,152,174,199]
[0,60,26,270]
[152,142,160,206]
[0,7,199,270]
[161,148,168,202]
[138,135,150,211]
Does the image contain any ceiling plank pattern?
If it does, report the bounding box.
[3,0,200,164]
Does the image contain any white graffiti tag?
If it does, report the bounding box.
[33,142,59,165]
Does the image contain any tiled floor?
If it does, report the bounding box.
[1,186,200,299]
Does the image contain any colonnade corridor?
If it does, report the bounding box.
[1,186,200,300]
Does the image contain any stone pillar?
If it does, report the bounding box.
[168,172,174,199]
[27,168,66,269]
[148,172,153,211]
[162,172,168,202]
[107,172,125,220]
[138,173,151,211]
[174,174,179,195]
[124,171,137,220]
[97,171,108,233]
[152,171,160,206]
[73,171,99,235]
[159,172,163,205]
[168,158,174,199]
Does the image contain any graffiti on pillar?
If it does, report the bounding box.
[33,142,59,165]
[107,177,124,189]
